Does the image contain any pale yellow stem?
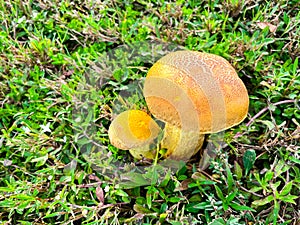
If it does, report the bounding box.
[161,123,204,160]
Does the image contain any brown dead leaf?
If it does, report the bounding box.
[96,185,104,205]
[88,174,101,182]
[257,22,277,33]
[174,178,193,191]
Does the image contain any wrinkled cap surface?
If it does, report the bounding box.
[108,110,161,149]
[143,50,249,133]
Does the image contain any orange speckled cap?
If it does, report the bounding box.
[143,50,249,133]
[108,110,160,149]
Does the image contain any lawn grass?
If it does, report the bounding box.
[0,0,299,224]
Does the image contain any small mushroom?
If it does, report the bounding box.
[108,110,161,159]
[143,50,249,160]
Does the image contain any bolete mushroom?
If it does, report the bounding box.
[143,50,249,160]
[108,109,161,159]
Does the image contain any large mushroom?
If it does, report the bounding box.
[143,50,249,160]
[108,109,161,159]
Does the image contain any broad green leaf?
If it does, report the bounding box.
[264,171,274,182]
[159,169,171,187]
[274,160,290,177]
[157,188,166,199]
[190,202,208,210]
[214,185,225,201]
[258,120,275,130]
[234,161,243,180]
[254,172,262,184]
[15,221,31,225]
[0,187,15,192]
[289,156,300,164]
[225,164,234,192]
[223,202,229,211]
[31,154,48,167]
[251,195,274,207]
[117,172,151,189]
[185,203,203,213]
[10,194,36,201]
[43,212,64,219]
[226,191,237,202]
[133,204,154,214]
[159,203,168,213]
[168,197,184,203]
[0,199,16,207]
[249,186,263,193]
[188,194,202,202]
[271,181,281,190]
[18,200,33,210]
[208,218,226,225]
[278,195,298,204]
[114,189,128,197]
[146,191,152,209]
[159,213,168,222]
[230,203,256,212]
[243,149,256,175]
[273,200,280,225]
[293,57,298,75]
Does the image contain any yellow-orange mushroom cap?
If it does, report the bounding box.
[108,110,160,151]
[143,50,249,159]
[144,50,249,133]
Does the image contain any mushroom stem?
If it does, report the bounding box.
[161,123,205,160]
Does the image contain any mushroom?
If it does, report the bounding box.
[143,50,249,160]
[108,109,161,159]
